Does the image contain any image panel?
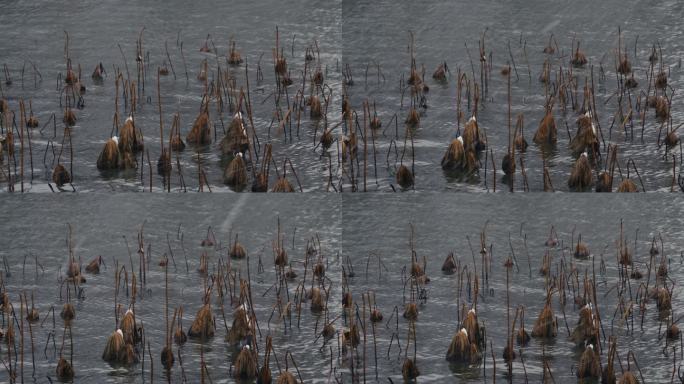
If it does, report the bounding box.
[342,0,684,192]
[0,0,342,192]
[341,193,684,382]
[0,194,341,382]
